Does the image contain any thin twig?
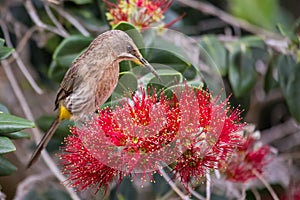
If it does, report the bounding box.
[7,26,39,64]
[0,20,43,95]
[251,187,261,200]
[252,169,279,200]
[50,4,90,37]
[261,118,300,144]
[159,168,191,200]
[205,169,211,200]
[239,186,246,200]
[14,171,53,200]
[176,0,289,42]
[280,152,300,160]
[44,3,69,37]
[24,0,67,37]
[1,60,80,200]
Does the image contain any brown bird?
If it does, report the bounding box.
[27,30,160,168]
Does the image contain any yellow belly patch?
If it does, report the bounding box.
[58,105,72,121]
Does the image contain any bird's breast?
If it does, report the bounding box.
[94,62,120,107]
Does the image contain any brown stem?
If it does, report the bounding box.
[252,169,279,200]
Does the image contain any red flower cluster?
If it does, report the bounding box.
[60,86,246,192]
[60,127,123,192]
[104,0,183,29]
[171,88,244,188]
[224,134,271,182]
[283,183,300,200]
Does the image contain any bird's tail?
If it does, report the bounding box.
[27,118,61,168]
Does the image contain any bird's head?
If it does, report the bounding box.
[109,30,161,81]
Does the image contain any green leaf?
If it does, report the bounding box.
[110,177,137,200]
[228,47,257,97]
[0,39,14,60]
[142,30,197,80]
[23,190,44,200]
[146,48,192,75]
[278,55,300,122]
[113,22,145,55]
[227,36,265,53]
[101,98,126,109]
[162,83,203,99]
[151,173,171,196]
[0,113,35,134]
[139,69,183,96]
[228,0,278,30]
[147,36,191,67]
[142,68,183,88]
[182,63,197,80]
[112,71,138,98]
[53,35,93,66]
[0,155,17,176]
[119,60,133,73]
[0,131,30,139]
[48,60,67,83]
[0,104,9,113]
[199,35,227,76]
[67,0,92,4]
[35,115,71,138]
[49,35,93,82]
[44,189,72,200]
[276,23,297,40]
[264,57,279,93]
[238,36,265,49]
[0,136,16,154]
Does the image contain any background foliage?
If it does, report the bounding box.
[0,0,299,199]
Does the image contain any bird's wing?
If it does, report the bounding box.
[54,64,81,110]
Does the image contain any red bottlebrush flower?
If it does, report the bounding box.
[60,127,123,192]
[224,134,272,182]
[171,88,245,188]
[60,89,180,192]
[283,183,300,200]
[104,0,184,30]
[60,86,245,192]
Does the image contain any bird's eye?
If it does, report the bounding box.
[127,45,134,53]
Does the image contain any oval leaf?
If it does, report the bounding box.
[112,71,138,98]
[67,0,92,4]
[35,115,71,138]
[278,55,300,122]
[147,48,192,74]
[0,39,14,60]
[110,177,137,200]
[151,172,171,197]
[49,35,93,81]
[0,131,31,140]
[228,0,278,30]
[0,136,16,154]
[143,69,183,87]
[0,155,17,176]
[0,104,9,113]
[0,113,35,134]
[228,47,257,97]
[264,56,279,93]
[44,189,72,200]
[199,35,227,76]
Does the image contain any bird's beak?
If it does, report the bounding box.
[134,57,162,82]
